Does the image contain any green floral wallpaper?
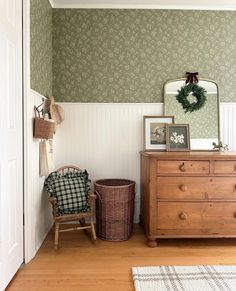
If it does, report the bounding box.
[52,9,236,103]
[30,0,52,97]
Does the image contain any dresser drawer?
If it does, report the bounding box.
[214,161,236,174]
[157,202,236,235]
[210,178,236,199]
[157,177,210,200]
[157,177,236,200]
[157,160,210,175]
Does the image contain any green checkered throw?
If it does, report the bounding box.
[44,170,91,215]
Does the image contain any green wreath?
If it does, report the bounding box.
[176,83,207,113]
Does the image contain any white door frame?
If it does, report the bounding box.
[23,0,36,263]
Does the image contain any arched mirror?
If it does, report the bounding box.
[164,79,220,150]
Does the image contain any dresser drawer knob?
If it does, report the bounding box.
[179,163,186,172]
[179,212,188,220]
[179,185,188,192]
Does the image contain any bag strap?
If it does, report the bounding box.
[34,97,48,118]
[34,106,41,118]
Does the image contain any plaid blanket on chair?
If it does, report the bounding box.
[44,170,91,215]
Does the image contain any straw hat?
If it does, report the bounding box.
[49,97,65,125]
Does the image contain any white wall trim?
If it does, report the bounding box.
[52,0,236,10]
[48,0,55,8]
[30,89,46,100]
[57,102,236,105]
[58,102,163,106]
[219,102,236,105]
[23,0,34,264]
[53,6,236,10]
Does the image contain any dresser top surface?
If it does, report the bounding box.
[140,151,236,159]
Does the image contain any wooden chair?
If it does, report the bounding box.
[49,165,97,249]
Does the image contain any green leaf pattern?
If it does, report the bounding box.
[52,9,236,102]
[30,0,52,97]
[31,7,236,102]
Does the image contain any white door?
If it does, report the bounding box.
[0,0,24,290]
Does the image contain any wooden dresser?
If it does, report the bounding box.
[140,151,236,247]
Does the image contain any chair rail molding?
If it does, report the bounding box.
[48,0,55,8]
[52,0,236,10]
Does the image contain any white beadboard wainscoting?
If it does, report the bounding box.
[24,90,53,262]
[220,103,236,150]
[54,103,162,222]
[54,102,236,222]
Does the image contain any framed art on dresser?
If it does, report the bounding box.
[166,124,190,151]
[143,116,174,151]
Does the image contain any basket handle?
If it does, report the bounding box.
[95,190,102,202]
[34,98,46,118]
[34,106,42,118]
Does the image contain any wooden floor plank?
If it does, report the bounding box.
[6,225,236,291]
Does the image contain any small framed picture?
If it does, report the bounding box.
[143,116,175,151]
[166,124,190,151]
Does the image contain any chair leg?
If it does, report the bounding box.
[90,219,97,241]
[79,218,89,236]
[54,222,59,249]
[79,218,86,227]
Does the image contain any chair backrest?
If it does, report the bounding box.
[57,165,81,175]
[52,165,90,215]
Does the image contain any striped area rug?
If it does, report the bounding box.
[132,265,236,291]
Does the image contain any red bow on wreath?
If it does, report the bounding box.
[185,72,199,84]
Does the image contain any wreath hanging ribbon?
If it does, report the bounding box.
[185,72,199,84]
[176,72,207,113]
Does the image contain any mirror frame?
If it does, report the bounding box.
[163,78,221,151]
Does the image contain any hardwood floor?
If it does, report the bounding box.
[7,224,236,291]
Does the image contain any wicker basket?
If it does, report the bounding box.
[33,117,55,139]
[94,179,135,241]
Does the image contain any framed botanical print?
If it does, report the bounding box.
[166,124,190,151]
[143,116,174,151]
